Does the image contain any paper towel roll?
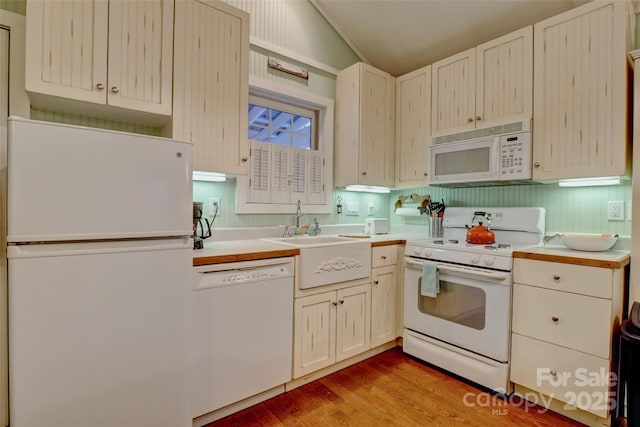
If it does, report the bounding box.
[395,207,421,217]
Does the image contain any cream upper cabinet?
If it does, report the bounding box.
[335,62,395,188]
[431,26,532,138]
[172,0,249,175]
[25,0,173,123]
[532,1,634,181]
[395,65,431,188]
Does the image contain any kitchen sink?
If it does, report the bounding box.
[263,235,361,247]
[262,235,371,289]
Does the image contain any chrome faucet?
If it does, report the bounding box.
[295,200,302,231]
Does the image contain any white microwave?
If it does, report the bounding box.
[429,131,532,186]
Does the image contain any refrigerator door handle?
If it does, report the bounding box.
[7,238,193,259]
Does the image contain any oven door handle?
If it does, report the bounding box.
[405,258,509,281]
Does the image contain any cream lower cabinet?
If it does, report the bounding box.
[25,0,174,124]
[532,0,635,180]
[293,283,371,379]
[172,0,249,175]
[511,256,626,425]
[371,245,399,347]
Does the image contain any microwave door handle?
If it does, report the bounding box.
[437,265,508,281]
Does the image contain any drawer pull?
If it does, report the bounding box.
[381,255,387,260]
[551,316,559,322]
[552,274,560,281]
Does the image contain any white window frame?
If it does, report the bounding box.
[236,76,334,214]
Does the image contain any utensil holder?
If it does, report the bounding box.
[430,217,443,238]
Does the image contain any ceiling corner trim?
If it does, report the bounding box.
[309,0,370,65]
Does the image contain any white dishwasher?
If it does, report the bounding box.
[191,256,294,421]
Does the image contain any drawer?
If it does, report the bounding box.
[514,259,613,299]
[372,245,398,268]
[511,333,611,418]
[512,284,612,358]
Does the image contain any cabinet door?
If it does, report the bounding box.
[173,0,249,175]
[293,291,336,378]
[359,65,391,186]
[371,266,397,347]
[107,0,173,115]
[476,26,532,128]
[336,284,371,362]
[431,48,476,137]
[532,1,631,180]
[395,65,431,188]
[25,0,108,104]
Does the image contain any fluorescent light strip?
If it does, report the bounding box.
[344,185,391,194]
[558,176,620,187]
[193,171,227,182]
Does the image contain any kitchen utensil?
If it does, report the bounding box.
[561,233,618,252]
[465,211,495,244]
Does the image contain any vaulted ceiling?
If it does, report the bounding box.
[312,0,589,77]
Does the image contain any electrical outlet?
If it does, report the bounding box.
[607,201,624,221]
[368,203,376,216]
[346,201,359,216]
[208,197,221,217]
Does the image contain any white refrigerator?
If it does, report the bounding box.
[6,118,193,427]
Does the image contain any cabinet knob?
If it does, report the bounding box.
[552,316,559,322]
[361,171,367,176]
[423,172,428,176]
[332,301,338,306]
[534,162,541,168]
[241,156,248,163]
[381,255,387,260]
[373,280,379,285]
[96,83,104,90]
[553,274,560,281]
[476,116,482,121]
[467,118,473,123]
[338,299,344,304]
[111,86,119,94]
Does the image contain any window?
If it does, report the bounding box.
[248,97,315,150]
[236,77,334,214]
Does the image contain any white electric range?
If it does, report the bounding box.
[403,207,545,394]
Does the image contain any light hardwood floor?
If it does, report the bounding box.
[207,347,585,426]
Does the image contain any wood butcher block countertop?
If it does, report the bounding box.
[513,245,630,269]
[193,234,409,266]
[193,240,299,266]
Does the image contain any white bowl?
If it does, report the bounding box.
[561,233,618,252]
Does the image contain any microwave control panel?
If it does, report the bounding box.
[499,133,531,179]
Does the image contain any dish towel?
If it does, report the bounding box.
[420,261,440,298]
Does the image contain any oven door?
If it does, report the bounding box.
[403,257,512,362]
[429,137,499,185]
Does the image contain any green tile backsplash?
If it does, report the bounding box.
[389,182,632,235]
[194,179,632,236]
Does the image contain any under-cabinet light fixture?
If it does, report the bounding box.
[344,185,391,194]
[558,176,621,187]
[193,171,227,182]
